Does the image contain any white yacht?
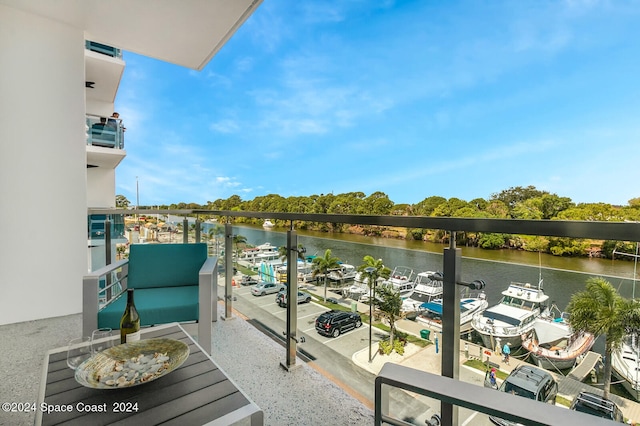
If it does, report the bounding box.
[416,293,488,334]
[262,219,274,229]
[327,264,357,283]
[401,271,443,312]
[471,279,551,350]
[381,266,416,299]
[611,335,640,401]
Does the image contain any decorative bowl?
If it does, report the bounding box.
[74,338,189,389]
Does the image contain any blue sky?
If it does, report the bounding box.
[115,0,640,207]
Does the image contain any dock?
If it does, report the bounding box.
[567,351,601,381]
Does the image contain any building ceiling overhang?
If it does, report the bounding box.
[1,0,263,70]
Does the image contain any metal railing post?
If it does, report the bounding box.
[222,222,234,320]
[281,225,299,370]
[441,231,461,426]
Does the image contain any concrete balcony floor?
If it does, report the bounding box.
[0,305,374,425]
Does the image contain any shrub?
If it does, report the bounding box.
[379,340,392,355]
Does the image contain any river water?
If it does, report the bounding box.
[216,224,639,311]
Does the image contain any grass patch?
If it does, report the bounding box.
[463,359,508,380]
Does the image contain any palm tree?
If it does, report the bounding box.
[208,225,224,255]
[232,234,247,266]
[278,244,306,263]
[375,284,403,348]
[567,277,640,399]
[357,255,391,295]
[311,249,341,301]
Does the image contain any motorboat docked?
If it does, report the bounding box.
[471,278,551,350]
[611,335,640,401]
[415,292,488,334]
[401,271,443,312]
[381,266,416,299]
[520,313,596,371]
[327,264,357,283]
[239,242,280,264]
[262,219,274,229]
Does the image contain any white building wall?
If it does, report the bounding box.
[87,167,116,208]
[0,5,88,325]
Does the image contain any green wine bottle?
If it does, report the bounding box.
[120,288,140,344]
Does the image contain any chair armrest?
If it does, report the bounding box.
[83,259,128,337]
[198,256,218,355]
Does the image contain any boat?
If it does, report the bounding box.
[262,219,274,229]
[470,278,551,350]
[415,293,488,334]
[239,242,280,264]
[327,264,357,283]
[401,271,443,312]
[521,313,596,371]
[611,335,640,401]
[381,266,416,299]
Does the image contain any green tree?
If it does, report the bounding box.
[567,277,640,399]
[357,256,391,293]
[375,284,403,350]
[311,249,342,301]
[232,234,247,266]
[278,244,307,263]
[116,194,130,208]
[207,225,224,256]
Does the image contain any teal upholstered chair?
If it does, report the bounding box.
[83,243,217,354]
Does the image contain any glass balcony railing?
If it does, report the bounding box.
[85,40,122,59]
[88,213,125,241]
[86,114,124,149]
[88,208,640,425]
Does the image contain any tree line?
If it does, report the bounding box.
[116,185,640,259]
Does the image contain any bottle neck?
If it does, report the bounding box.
[127,289,135,305]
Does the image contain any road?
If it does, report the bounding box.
[226,278,496,425]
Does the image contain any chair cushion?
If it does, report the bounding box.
[98,286,199,330]
[128,243,207,289]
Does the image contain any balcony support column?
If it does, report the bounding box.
[195,218,201,243]
[222,222,234,320]
[281,225,300,370]
[183,218,189,244]
[441,231,461,426]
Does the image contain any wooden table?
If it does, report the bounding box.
[36,323,263,425]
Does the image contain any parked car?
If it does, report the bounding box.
[484,364,557,426]
[569,391,624,422]
[315,310,362,337]
[251,282,286,296]
[275,290,312,307]
[239,275,259,286]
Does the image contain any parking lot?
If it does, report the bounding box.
[230,282,377,357]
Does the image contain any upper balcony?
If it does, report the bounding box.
[84,40,124,106]
[86,114,126,169]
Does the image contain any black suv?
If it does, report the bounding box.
[570,391,624,422]
[315,310,362,337]
[486,364,558,426]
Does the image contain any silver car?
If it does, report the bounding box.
[251,282,286,296]
[276,290,312,307]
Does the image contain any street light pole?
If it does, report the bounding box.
[365,266,376,363]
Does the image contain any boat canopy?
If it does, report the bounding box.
[420,299,475,315]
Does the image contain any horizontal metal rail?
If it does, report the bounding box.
[88,208,640,242]
[375,363,614,426]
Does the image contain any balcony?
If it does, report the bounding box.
[4,209,639,425]
[85,41,124,106]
